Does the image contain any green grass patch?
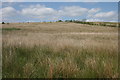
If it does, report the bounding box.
[1,28,21,31]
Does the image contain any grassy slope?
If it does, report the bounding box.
[2,22,118,78]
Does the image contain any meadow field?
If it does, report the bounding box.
[2,22,118,78]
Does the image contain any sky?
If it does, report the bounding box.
[1,2,118,22]
[2,0,120,2]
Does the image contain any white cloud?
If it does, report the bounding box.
[94,11,117,18]
[21,4,58,21]
[86,19,104,22]
[1,7,26,22]
[21,5,56,16]
[87,8,101,18]
[1,4,118,22]
[87,11,117,22]
[88,8,101,13]
[21,5,88,20]
[2,7,17,17]
[58,6,88,17]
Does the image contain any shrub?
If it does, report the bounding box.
[58,20,63,22]
[2,22,5,24]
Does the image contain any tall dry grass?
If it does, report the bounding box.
[2,22,118,78]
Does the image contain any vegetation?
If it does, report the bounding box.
[1,28,21,31]
[2,22,5,24]
[65,20,73,22]
[57,20,63,22]
[2,22,118,78]
[73,21,118,27]
[59,19,118,27]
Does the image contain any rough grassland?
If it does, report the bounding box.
[2,22,118,78]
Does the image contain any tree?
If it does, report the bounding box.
[69,20,72,22]
[2,22,5,24]
[58,20,63,22]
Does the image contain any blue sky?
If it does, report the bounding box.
[1,2,118,22]
[2,0,120,2]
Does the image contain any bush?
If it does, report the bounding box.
[58,20,63,22]
[65,20,73,22]
[2,22,5,24]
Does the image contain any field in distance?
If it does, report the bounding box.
[2,22,118,78]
